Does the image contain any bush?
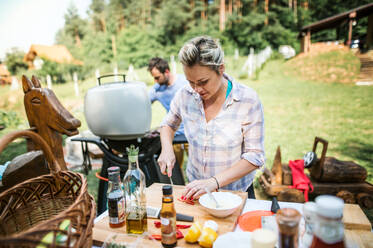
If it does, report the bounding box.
[0,110,21,129]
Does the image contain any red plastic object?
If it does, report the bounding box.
[237,210,274,232]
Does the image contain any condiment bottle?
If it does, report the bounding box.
[302,202,317,248]
[107,166,126,228]
[276,208,301,248]
[198,220,218,248]
[251,228,277,248]
[123,145,147,234]
[310,195,345,248]
[160,185,177,248]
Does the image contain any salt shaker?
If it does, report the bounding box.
[302,202,317,248]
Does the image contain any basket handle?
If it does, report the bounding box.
[0,130,60,174]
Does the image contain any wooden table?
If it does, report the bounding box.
[93,183,247,247]
[93,183,373,247]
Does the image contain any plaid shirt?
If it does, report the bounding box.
[161,74,265,191]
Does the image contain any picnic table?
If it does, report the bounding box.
[93,183,373,247]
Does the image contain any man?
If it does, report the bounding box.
[148,57,188,170]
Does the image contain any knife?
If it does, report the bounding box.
[147,206,194,222]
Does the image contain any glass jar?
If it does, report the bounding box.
[310,195,345,248]
[276,208,301,248]
[302,202,317,248]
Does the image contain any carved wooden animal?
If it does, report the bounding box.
[22,75,81,170]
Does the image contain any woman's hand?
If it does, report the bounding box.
[157,148,176,177]
[182,178,218,200]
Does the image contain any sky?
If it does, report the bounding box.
[0,0,91,60]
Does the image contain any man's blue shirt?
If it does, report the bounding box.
[149,74,188,136]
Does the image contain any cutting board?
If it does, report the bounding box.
[93,183,248,247]
[345,230,373,248]
[343,204,372,231]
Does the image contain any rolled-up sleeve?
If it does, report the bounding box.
[241,94,265,167]
[160,90,182,132]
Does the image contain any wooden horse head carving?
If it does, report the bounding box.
[22,75,81,170]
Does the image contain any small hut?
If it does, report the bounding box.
[299,3,373,53]
[23,44,83,69]
[0,64,11,85]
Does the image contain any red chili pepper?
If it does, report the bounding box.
[149,234,162,240]
[177,197,195,205]
[176,229,184,239]
[154,221,191,229]
[154,221,161,228]
[176,224,192,229]
[149,230,184,240]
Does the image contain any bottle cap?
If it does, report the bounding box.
[162,185,172,195]
[315,195,344,218]
[107,166,120,175]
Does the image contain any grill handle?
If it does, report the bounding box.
[97,74,126,85]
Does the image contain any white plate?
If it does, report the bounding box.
[213,232,251,248]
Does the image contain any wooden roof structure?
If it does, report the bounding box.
[24,44,83,69]
[299,3,373,53]
[0,64,11,84]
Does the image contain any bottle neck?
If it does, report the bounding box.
[162,195,174,203]
[128,155,139,170]
[108,173,121,189]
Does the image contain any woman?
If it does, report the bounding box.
[157,36,265,199]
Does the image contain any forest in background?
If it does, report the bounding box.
[3,0,372,82]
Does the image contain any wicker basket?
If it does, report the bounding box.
[0,130,96,247]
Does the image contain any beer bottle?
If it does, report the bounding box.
[160,185,177,248]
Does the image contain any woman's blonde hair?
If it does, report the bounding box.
[178,36,224,73]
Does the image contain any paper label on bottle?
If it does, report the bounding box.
[108,197,125,224]
[161,217,170,226]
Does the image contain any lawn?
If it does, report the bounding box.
[1,53,372,221]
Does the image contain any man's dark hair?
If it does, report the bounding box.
[148,57,170,73]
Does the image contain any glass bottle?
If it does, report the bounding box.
[107,166,126,228]
[160,185,177,248]
[276,208,301,248]
[302,202,317,248]
[310,195,345,248]
[123,145,147,234]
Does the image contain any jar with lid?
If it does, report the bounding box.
[302,202,317,248]
[310,195,345,248]
[276,208,301,248]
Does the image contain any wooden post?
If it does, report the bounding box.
[264,0,269,25]
[219,0,225,31]
[347,12,356,48]
[307,29,311,53]
[367,14,373,50]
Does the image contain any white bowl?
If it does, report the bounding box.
[199,192,243,218]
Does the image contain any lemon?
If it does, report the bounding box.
[184,221,202,243]
[198,227,218,248]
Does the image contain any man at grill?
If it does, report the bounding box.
[157,36,265,199]
[148,57,189,170]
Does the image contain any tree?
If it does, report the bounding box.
[4,48,28,75]
[88,0,107,32]
[64,3,87,47]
